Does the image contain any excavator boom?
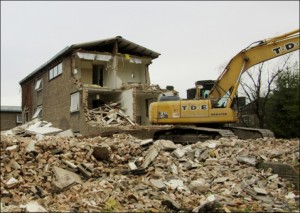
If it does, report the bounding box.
[210,29,300,106]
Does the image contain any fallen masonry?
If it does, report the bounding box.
[0,124,299,212]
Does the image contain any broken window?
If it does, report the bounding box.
[70,92,80,112]
[35,79,43,91]
[49,62,63,80]
[32,106,42,119]
[16,114,22,124]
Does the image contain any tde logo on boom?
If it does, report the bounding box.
[272,42,299,54]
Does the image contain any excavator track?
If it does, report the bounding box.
[226,127,275,140]
[153,126,235,144]
[152,125,275,144]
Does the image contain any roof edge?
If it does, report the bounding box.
[19,46,71,84]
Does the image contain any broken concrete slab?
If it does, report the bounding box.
[57,129,74,137]
[172,148,185,158]
[164,179,184,190]
[169,163,178,175]
[154,139,178,151]
[150,179,166,190]
[254,187,268,195]
[236,156,257,166]
[140,139,153,147]
[52,166,82,191]
[25,122,62,135]
[188,179,210,193]
[141,146,160,168]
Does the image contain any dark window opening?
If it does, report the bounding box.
[92,99,105,109]
[93,65,104,87]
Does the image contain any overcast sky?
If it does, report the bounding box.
[1,1,299,106]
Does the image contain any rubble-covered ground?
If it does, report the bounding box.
[1,126,299,212]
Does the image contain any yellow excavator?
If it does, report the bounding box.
[149,29,300,143]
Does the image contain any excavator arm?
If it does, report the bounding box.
[209,29,300,107]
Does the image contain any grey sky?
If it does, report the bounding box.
[1,1,299,106]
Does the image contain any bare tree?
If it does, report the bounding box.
[239,55,292,128]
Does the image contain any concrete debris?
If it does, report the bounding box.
[189,179,210,193]
[154,139,177,151]
[236,155,257,166]
[140,139,153,147]
[141,145,160,169]
[25,121,62,135]
[0,128,299,212]
[150,179,166,190]
[57,129,74,137]
[85,102,135,127]
[128,161,138,170]
[52,166,82,191]
[254,187,268,195]
[164,179,184,190]
[20,201,47,212]
[172,147,185,158]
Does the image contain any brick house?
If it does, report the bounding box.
[0,106,22,131]
[19,36,169,136]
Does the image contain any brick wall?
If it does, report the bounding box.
[0,112,21,131]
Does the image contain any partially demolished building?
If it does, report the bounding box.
[19,36,167,135]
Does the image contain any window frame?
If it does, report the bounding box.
[32,105,42,119]
[16,114,22,124]
[70,92,80,113]
[49,62,63,80]
[35,79,43,91]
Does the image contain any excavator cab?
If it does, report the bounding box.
[186,80,215,100]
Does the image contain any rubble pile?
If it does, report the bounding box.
[85,103,135,127]
[0,131,299,212]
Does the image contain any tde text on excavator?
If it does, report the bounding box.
[149,29,300,143]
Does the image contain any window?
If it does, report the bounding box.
[49,62,63,80]
[32,106,42,119]
[35,79,43,91]
[16,114,22,124]
[25,112,29,122]
[57,63,62,75]
[70,92,80,112]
